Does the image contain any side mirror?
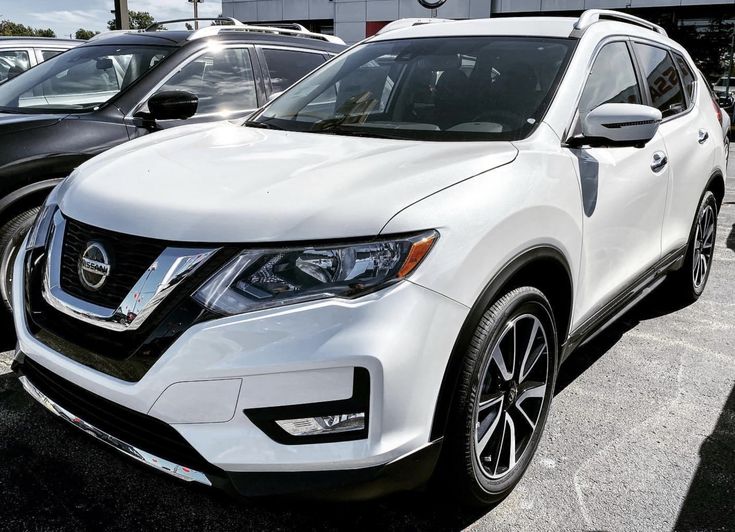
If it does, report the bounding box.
[577,103,662,148]
[147,90,198,121]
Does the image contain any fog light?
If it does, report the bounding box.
[276,413,365,436]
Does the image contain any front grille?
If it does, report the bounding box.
[60,218,166,308]
[18,355,218,475]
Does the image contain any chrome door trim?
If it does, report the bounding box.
[42,211,218,332]
[19,374,212,486]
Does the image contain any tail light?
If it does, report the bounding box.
[710,93,723,125]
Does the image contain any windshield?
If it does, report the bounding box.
[250,36,575,141]
[0,44,174,112]
[717,77,735,85]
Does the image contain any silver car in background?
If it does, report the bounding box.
[0,37,81,83]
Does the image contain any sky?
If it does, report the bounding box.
[1,0,223,39]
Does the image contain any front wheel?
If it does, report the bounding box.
[0,207,40,313]
[444,286,558,507]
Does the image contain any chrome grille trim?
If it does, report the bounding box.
[42,211,218,332]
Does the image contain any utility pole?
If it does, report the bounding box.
[727,24,734,96]
[189,0,202,30]
[113,0,129,30]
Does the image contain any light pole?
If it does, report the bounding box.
[188,0,202,29]
[113,0,129,30]
[726,24,734,96]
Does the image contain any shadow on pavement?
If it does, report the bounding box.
[0,316,15,351]
[727,223,735,252]
[673,384,735,532]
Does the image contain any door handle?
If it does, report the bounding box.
[698,129,709,144]
[651,151,668,173]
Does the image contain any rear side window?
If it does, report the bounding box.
[633,43,686,118]
[672,52,696,104]
[157,47,257,116]
[40,49,63,61]
[579,42,641,117]
[0,50,31,82]
[261,48,325,94]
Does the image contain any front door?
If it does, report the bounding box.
[569,40,669,324]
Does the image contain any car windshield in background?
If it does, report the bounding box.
[250,36,575,141]
[0,45,173,112]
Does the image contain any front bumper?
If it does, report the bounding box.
[13,354,442,499]
[13,245,468,496]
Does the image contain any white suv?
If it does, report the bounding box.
[12,10,728,505]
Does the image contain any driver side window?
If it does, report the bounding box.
[154,47,257,117]
[579,42,642,118]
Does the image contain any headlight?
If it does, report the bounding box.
[25,204,57,252]
[193,231,438,316]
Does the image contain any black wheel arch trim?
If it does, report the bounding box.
[705,169,725,210]
[429,245,573,441]
[0,178,64,221]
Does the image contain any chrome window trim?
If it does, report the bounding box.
[18,374,212,486]
[42,211,218,332]
[258,44,331,56]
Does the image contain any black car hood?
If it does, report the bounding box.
[0,112,66,135]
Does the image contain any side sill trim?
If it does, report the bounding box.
[18,375,212,487]
[562,244,686,357]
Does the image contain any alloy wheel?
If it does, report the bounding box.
[692,204,715,290]
[473,314,549,480]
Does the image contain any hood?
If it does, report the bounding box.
[0,111,65,135]
[59,122,517,243]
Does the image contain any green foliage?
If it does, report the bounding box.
[107,10,157,31]
[0,19,56,37]
[75,28,100,40]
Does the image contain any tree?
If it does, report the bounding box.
[75,28,100,40]
[107,10,158,31]
[0,19,56,37]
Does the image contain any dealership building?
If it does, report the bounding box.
[221,0,734,79]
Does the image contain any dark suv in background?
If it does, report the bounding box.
[0,19,344,320]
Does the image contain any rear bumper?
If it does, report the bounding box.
[14,350,441,499]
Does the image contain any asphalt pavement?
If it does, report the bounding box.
[0,160,733,531]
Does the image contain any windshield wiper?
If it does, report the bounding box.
[244,120,284,130]
[309,123,403,140]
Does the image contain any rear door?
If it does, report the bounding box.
[570,40,670,323]
[631,42,716,254]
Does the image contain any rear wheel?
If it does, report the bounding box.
[444,286,558,507]
[0,207,39,314]
[666,191,718,304]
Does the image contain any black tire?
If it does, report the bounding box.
[0,207,40,313]
[666,190,718,304]
[443,286,558,507]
